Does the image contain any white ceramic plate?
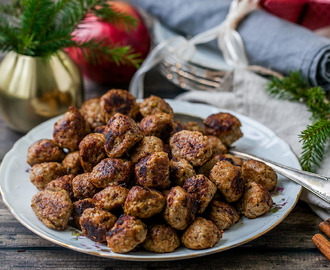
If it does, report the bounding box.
[0,100,301,261]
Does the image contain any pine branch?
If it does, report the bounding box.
[299,119,330,172]
[306,87,330,120]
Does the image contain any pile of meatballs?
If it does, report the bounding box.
[27,89,277,254]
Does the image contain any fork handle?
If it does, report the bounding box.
[229,150,330,204]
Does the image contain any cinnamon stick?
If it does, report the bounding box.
[312,234,330,261]
[319,219,330,238]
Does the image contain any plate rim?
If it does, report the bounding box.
[0,100,302,261]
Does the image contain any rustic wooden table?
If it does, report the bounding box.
[0,67,329,269]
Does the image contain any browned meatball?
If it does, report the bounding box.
[209,160,244,203]
[215,154,243,167]
[181,217,222,250]
[242,160,277,191]
[163,186,197,230]
[79,133,106,172]
[72,173,98,200]
[170,130,212,167]
[27,139,66,166]
[53,106,90,152]
[135,152,170,189]
[94,125,106,134]
[103,113,143,158]
[203,112,243,147]
[139,113,174,141]
[93,185,129,211]
[237,182,273,219]
[142,224,180,253]
[30,162,66,190]
[196,158,218,177]
[185,121,205,134]
[183,175,217,214]
[139,95,174,117]
[81,97,105,130]
[62,151,82,175]
[207,136,227,157]
[80,208,117,243]
[207,200,240,230]
[170,157,196,186]
[72,198,95,229]
[123,186,166,219]
[173,120,185,134]
[106,215,147,254]
[100,89,138,123]
[46,174,75,199]
[130,136,164,164]
[91,158,132,188]
[31,187,73,230]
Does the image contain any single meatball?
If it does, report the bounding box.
[72,198,95,229]
[181,217,222,250]
[185,121,205,134]
[135,152,170,189]
[27,139,66,166]
[215,154,243,167]
[139,113,174,142]
[209,160,244,203]
[124,186,165,219]
[163,186,197,230]
[207,136,227,157]
[80,208,117,243]
[62,151,82,175]
[53,106,90,152]
[242,160,277,191]
[237,182,273,219]
[196,158,218,177]
[72,173,98,200]
[183,175,217,214]
[91,158,132,188]
[139,95,174,117]
[100,89,138,123]
[30,162,66,190]
[130,136,164,164]
[79,133,106,172]
[104,113,143,158]
[46,174,75,199]
[142,224,180,253]
[106,215,147,254]
[170,157,196,186]
[173,120,185,134]
[207,200,240,230]
[203,112,243,147]
[170,130,212,167]
[31,187,73,230]
[93,185,129,211]
[81,97,105,130]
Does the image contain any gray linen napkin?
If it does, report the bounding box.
[176,69,330,220]
[131,0,330,90]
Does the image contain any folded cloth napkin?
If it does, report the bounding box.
[131,0,330,90]
[176,69,330,220]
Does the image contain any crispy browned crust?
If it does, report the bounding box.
[124,186,166,219]
[207,136,227,157]
[106,215,147,254]
[209,160,244,203]
[181,217,222,250]
[46,174,75,199]
[79,133,106,172]
[170,157,196,187]
[214,154,243,167]
[139,95,174,117]
[90,158,132,188]
[81,97,105,130]
[130,136,164,164]
[72,173,98,200]
[31,187,73,230]
[139,113,174,141]
[185,121,205,134]
[203,112,243,147]
[72,198,95,229]
[135,152,170,189]
[93,185,129,211]
[53,106,91,152]
[170,130,212,167]
[104,113,143,158]
[142,224,180,253]
[207,200,240,230]
[80,208,117,243]
[27,139,66,166]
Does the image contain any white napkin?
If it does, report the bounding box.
[176,69,330,220]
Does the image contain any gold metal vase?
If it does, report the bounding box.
[0,51,84,133]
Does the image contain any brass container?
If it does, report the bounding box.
[0,51,84,133]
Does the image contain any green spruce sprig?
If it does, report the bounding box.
[266,71,330,172]
[0,0,142,67]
